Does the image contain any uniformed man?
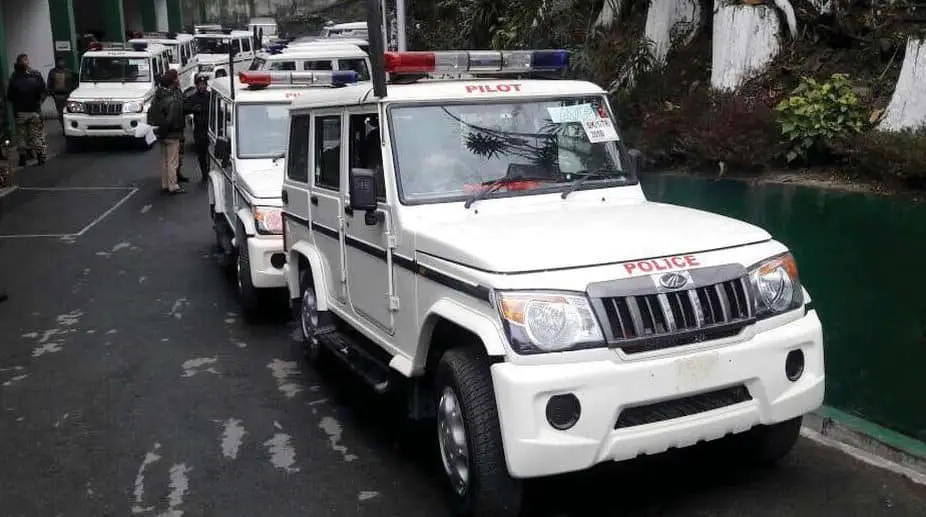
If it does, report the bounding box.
[6,53,48,166]
[47,56,76,131]
[183,75,210,181]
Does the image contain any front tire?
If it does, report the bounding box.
[742,417,803,465]
[435,347,522,517]
[298,270,327,366]
[65,136,82,153]
[236,231,263,321]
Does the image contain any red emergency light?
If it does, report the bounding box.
[382,50,569,75]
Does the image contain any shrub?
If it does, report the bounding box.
[775,73,867,163]
[640,90,781,171]
[834,128,926,188]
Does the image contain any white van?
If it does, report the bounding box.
[321,21,368,39]
[194,30,255,79]
[248,45,370,81]
[129,32,197,91]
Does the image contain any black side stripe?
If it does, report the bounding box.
[283,213,490,302]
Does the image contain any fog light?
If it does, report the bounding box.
[785,349,804,382]
[270,252,286,269]
[545,393,581,431]
[130,120,138,127]
[70,121,78,128]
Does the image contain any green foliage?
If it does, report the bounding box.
[775,73,866,163]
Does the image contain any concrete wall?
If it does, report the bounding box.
[73,0,104,36]
[155,0,168,31]
[0,0,57,118]
[124,0,142,30]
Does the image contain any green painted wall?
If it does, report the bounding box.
[167,0,184,32]
[141,0,158,32]
[100,0,126,41]
[642,173,926,441]
[48,0,79,71]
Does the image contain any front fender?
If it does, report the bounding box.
[208,170,223,211]
[288,241,332,311]
[418,298,509,370]
[236,207,256,237]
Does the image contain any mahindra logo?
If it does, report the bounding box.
[658,272,688,290]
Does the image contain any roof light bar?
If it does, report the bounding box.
[382,50,568,75]
[88,41,148,51]
[238,70,360,88]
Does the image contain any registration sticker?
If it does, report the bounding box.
[546,104,595,123]
[581,116,619,143]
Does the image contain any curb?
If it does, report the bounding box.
[803,406,926,481]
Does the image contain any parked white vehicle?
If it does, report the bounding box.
[194,30,255,80]
[63,41,173,151]
[285,38,369,55]
[247,45,370,80]
[129,32,198,91]
[207,69,363,319]
[281,49,826,516]
[320,21,368,39]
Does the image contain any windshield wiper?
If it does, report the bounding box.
[463,176,554,209]
[560,167,620,199]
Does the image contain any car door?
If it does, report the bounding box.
[310,109,348,304]
[282,113,312,251]
[343,109,394,333]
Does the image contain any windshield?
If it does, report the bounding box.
[195,37,230,54]
[388,97,631,204]
[80,57,151,83]
[236,103,289,158]
[338,59,370,80]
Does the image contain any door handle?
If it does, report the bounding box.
[310,195,318,205]
[344,205,354,216]
[281,190,288,203]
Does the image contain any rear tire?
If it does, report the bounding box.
[434,347,522,517]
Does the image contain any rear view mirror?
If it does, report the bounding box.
[349,168,378,224]
[215,137,231,166]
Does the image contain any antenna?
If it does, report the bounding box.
[365,0,387,98]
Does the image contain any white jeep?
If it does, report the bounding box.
[281,50,825,517]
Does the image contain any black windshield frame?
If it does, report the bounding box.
[386,96,637,206]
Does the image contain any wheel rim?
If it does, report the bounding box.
[438,386,470,496]
[300,288,319,339]
[236,253,244,292]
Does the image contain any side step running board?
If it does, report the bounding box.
[317,329,392,394]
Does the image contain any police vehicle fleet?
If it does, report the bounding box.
[280,48,826,516]
[207,69,363,319]
[128,32,198,91]
[64,41,172,151]
[193,30,255,79]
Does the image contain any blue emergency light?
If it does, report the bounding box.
[131,41,148,51]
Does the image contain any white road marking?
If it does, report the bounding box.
[168,298,187,320]
[2,374,28,387]
[140,204,152,214]
[181,357,218,377]
[264,432,299,473]
[131,443,162,514]
[234,341,247,348]
[74,187,139,236]
[25,310,83,357]
[158,463,192,517]
[307,398,328,406]
[0,366,24,373]
[53,412,70,428]
[358,491,379,501]
[267,359,303,398]
[220,419,246,460]
[319,416,358,462]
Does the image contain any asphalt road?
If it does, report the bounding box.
[0,142,924,517]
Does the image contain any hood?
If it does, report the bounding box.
[414,200,771,273]
[237,159,284,201]
[70,82,152,101]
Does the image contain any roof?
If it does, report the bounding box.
[330,22,367,29]
[209,75,362,104]
[288,79,605,110]
[83,43,170,57]
[276,45,366,59]
[195,31,251,39]
[129,33,194,44]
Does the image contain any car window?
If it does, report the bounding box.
[314,115,342,191]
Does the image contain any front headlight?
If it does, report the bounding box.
[66,101,85,113]
[254,206,283,234]
[749,253,803,318]
[122,101,143,113]
[494,291,605,354]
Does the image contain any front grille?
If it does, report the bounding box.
[85,102,122,115]
[614,385,752,429]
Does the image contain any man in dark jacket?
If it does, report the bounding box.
[149,69,185,194]
[183,75,210,181]
[47,56,76,131]
[6,53,48,166]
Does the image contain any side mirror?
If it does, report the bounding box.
[215,137,231,165]
[349,168,378,223]
[627,148,643,176]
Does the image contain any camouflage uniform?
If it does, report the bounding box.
[15,112,47,160]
